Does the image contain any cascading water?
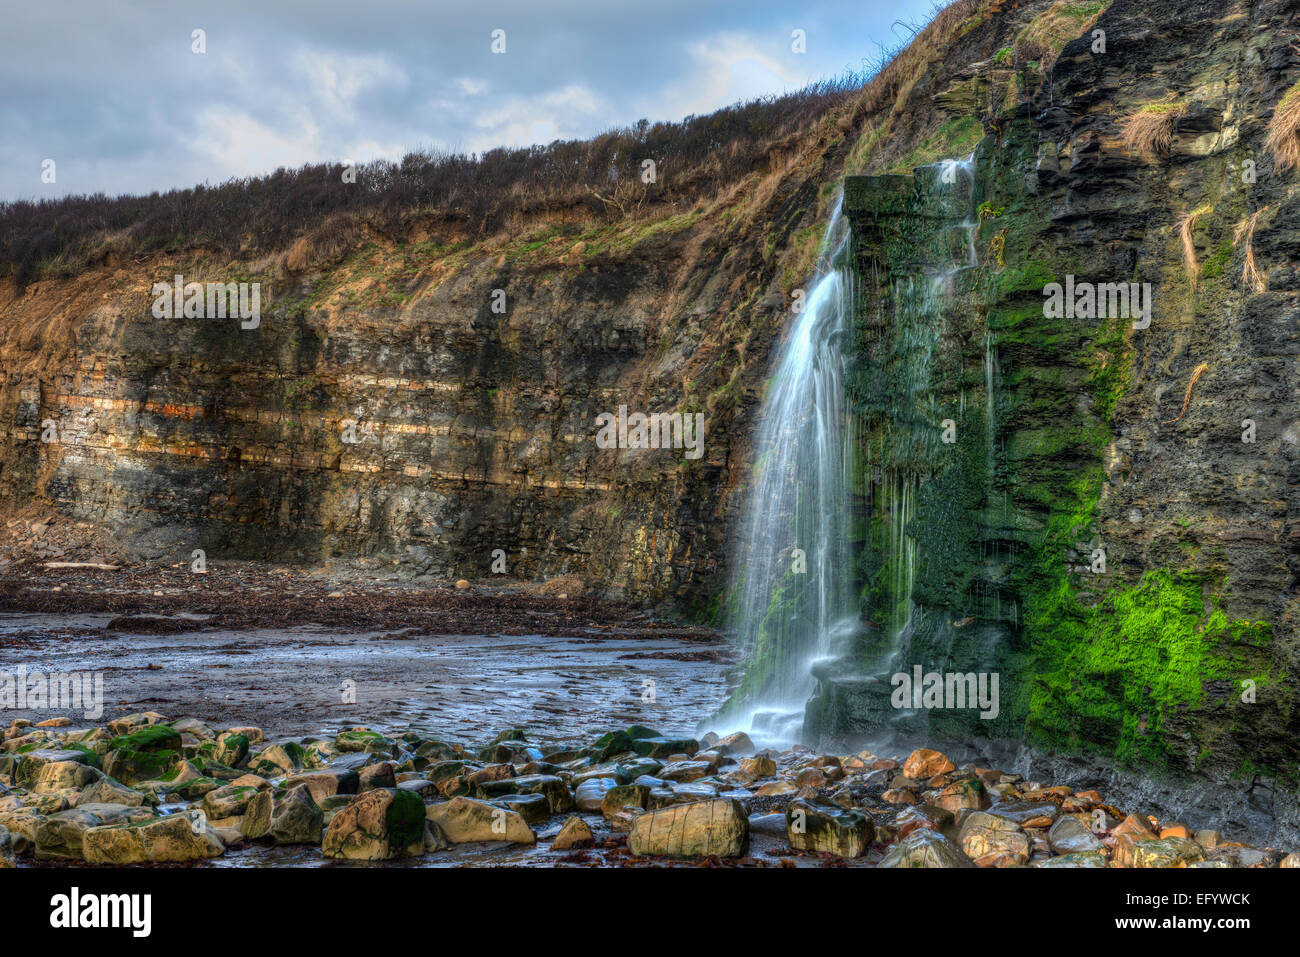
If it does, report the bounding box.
[713,195,859,748]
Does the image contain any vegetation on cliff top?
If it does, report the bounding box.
[0,76,866,289]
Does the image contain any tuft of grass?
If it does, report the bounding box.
[1162,362,1208,426]
[1265,80,1300,173]
[1175,203,1212,289]
[1014,1,1110,72]
[1122,100,1188,162]
[1234,206,1269,294]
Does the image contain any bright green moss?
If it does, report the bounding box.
[1022,566,1271,768]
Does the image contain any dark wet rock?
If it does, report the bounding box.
[658,760,711,783]
[1048,815,1104,855]
[490,792,551,825]
[103,748,177,787]
[988,800,1060,828]
[359,761,398,791]
[270,785,323,845]
[786,798,874,858]
[630,737,699,759]
[574,777,617,812]
[601,783,650,819]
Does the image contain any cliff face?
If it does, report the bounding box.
[811,0,1300,801]
[0,151,844,611]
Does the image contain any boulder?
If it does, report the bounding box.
[25,759,101,794]
[1048,815,1104,855]
[1035,851,1110,868]
[657,760,712,783]
[601,783,650,819]
[988,800,1059,828]
[83,813,224,864]
[284,769,360,805]
[488,793,551,825]
[574,777,617,812]
[879,828,975,868]
[270,785,324,845]
[0,825,13,868]
[334,729,396,754]
[931,777,990,813]
[202,783,262,820]
[77,776,149,808]
[627,798,748,858]
[734,756,777,783]
[958,811,1030,864]
[103,747,177,786]
[551,815,594,850]
[322,788,426,860]
[1126,837,1206,868]
[425,796,536,845]
[238,789,274,839]
[902,748,955,779]
[786,799,874,858]
[214,731,250,767]
[36,804,155,860]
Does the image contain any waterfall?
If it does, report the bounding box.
[714,195,858,747]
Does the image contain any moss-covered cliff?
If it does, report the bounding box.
[810,0,1300,799]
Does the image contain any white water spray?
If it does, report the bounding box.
[717,195,859,747]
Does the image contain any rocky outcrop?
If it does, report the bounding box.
[806,0,1300,806]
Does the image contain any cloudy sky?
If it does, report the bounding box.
[1,0,940,202]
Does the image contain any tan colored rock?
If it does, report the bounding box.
[959,811,1030,864]
[425,796,535,845]
[551,815,594,850]
[83,813,224,864]
[322,789,427,860]
[902,748,955,779]
[1127,837,1206,868]
[628,798,748,858]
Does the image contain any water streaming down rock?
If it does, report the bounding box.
[712,196,860,747]
[802,156,1015,747]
